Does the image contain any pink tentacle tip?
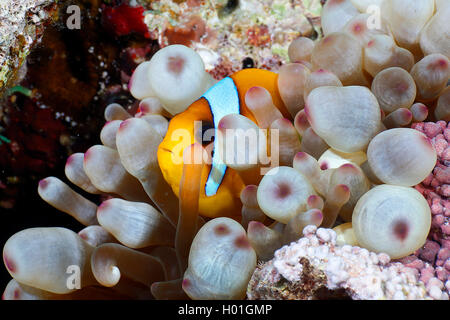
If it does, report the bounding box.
[167,55,185,74]
[128,72,135,90]
[314,210,323,220]
[352,23,364,34]
[393,220,409,242]
[339,184,350,193]
[320,162,329,170]
[420,135,434,150]
[247,86,262,96]
[295,112,308,123]
[339,163,357,171]
[97,201,109,212]
[182,278,190,288]
[79,232,88,240]
[307,195,320,205]
[65,155,75,167]
[404,109,413,119]
[3,253,16,273]
[119,119,131,131]
[234,235,252,249]
[137,103,150,115]
[303,105,312,123]
[418,104,428,112]
[248,221,265,231]
[295,151,307,160]
[218,119,228,131]
[84,149,92,162]
[281,118,292,125]
[437,59,448,69]
[244,185,257,192]
[13,289,20,300]
[214,224,230,236]
[334,184,350,199]
[322,35,333,44]
[38,179,48,190]
[275,182,292,199]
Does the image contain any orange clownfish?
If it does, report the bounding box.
[157,68,289,218]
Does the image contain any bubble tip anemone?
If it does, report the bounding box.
[352,185,431,259]
[367,128,437,186]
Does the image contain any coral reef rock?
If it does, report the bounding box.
[247,225,449,300]
[142,0,322,76]
[0,0,55,94]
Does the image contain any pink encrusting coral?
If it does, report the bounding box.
[247,225,448,300]
[396,120,450,296]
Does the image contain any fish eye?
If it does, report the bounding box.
[195,120,215,146]
[218,0,239,18]
[242,57,254,69]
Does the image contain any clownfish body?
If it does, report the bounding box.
[157,68,289,218]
